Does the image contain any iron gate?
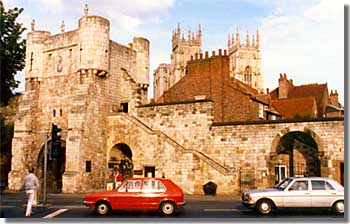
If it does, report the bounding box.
[240,169,256,192]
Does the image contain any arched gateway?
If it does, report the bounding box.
[107,143,134,183]
[269,127,323,185]
[37,140,66,193]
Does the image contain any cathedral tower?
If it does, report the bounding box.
[228,29,263,93]
[170,23,202,86]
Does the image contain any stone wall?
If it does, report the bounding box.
[130,101,344,194]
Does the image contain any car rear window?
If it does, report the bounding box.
[142,180,166,192]
[311,180,335,190]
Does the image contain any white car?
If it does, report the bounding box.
[241,177,344,215]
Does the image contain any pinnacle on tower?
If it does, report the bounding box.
[31,19,35,31]
[252,35,255,48]
[256,28,260,49]
[84,3,88,17]
[231,32,235,46]
[228,34,231,48]
[197,24,202,45]
[61,20,65,33]
[246,31,250,48]
[236,28,240,47]
[188,26,191,41]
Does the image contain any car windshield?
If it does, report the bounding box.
[274,178,293,190]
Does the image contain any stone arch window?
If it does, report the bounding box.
[244,66,252,86]
[60,109,63,117]
[53,109,56,117]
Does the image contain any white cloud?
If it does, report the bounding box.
[260,0,345,103]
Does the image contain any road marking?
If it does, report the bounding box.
[43,209,68,218]
[204,208,242,212]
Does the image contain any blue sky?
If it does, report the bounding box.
[3,0,347,103]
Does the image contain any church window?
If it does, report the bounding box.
[53,109,56,117]
[60,109,63,116]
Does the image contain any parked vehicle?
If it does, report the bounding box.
[241,177,344,215]
[83,177,185,215]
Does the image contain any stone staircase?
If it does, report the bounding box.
[119,112,235,175]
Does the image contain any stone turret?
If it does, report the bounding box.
[131,37,150,86]
[78,12,110,77]
[25,23,51,90]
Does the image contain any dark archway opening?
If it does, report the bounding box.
[274,131,320,183]
[37,140,66,193]
[107,143,133,184]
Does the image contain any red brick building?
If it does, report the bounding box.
[269,74,343,119]
[156,54,343,123]
[157,49,271,123]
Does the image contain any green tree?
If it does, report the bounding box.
[0,116,14,183]
[0,1,26,106]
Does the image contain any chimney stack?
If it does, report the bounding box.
[330,89,339,107]
[278,73,289,99]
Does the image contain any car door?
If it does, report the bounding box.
[283,180,311,207]
[141,179,167,210]
[309,180,336,208]
[114,180,142,210]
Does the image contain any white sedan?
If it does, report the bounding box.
[241,177,344,215]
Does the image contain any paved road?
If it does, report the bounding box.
[0,191,345,221]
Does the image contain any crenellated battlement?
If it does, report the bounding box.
[227,29,260,52]
[172,23,202,49]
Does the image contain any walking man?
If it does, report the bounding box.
[21,167,40,217]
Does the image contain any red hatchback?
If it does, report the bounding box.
[83,177,186,215]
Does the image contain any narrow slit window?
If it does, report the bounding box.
[86,161,91,172]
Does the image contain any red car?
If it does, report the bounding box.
[83,177,186,215]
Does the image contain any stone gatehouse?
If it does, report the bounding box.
[8,7,344,194]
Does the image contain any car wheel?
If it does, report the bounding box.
[95,201,111,215]
[160,201,176,215]
[256,199,273,215]
[332,200,344,215]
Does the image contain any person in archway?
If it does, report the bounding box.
[115,169,123,189]
[20,167,40,217]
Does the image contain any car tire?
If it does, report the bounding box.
[332,200,344,215]
[95,201,111,215]
[160,201,176,215]
[256,199,273,215]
